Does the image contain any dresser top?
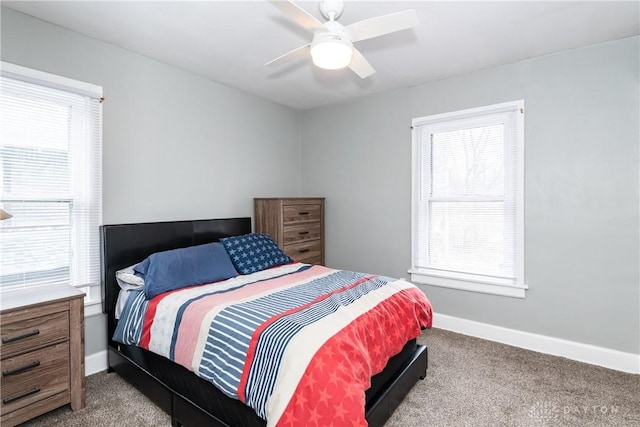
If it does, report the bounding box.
[254,197,325,200]
[0,284,85,312]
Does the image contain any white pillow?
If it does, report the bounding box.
[116,263,145,290]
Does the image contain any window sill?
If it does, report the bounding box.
[1,285,104,316]
[408,269,528,298]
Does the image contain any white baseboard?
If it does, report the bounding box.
[85,350,108,376]
[433,313,640,374]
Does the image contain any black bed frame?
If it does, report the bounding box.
[101,217,427,427]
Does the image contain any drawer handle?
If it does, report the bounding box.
[298,231,309,235]
[3,360,41,377]
[298,249,310,253]
[2,329,40,344]
[3,387,41,404]
[298,212,309,215]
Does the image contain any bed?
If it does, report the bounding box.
[101,217,431,427]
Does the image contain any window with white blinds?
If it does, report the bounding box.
[0,62,102,308]
[410,101,526,298]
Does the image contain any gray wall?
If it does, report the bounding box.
[300,36,640,354]
[1,8,302,357]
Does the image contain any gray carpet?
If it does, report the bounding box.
[22,328,640,426]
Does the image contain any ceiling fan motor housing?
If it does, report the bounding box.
[311,32,353,49]
[312,20,352,52]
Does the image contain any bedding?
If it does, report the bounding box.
[114,288,133,320]
[114,262,432,426]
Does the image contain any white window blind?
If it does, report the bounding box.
[410,101,525,298]
[0,62,102,306]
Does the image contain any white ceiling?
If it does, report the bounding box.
[4,1,639,110]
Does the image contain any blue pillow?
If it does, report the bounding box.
[220,233,292,275]
[134,242,238,299]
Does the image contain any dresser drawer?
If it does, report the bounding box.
[284,240,322,263]
[1,311,69,359]
[1,341,70,415]
[283,204,322,224]
[299,256,322,265]
[283,222,322,244]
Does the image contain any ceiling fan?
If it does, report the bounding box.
[266,0,419,78]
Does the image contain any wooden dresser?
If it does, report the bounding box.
[0,285,85,427]
[255,197,325,265]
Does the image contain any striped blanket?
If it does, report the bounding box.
[114,262,432,426]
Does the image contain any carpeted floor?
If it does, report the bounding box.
[21,328,640,426]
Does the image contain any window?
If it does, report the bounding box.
[409,100,526,298]
[0,62,103,312]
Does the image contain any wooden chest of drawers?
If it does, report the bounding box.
[0,285,85,427]
[255,198,325,265]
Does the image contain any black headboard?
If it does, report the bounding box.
[100,217,251,338]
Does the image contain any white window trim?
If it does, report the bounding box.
[84,299,103,317]
[1,62,102,99]
[410,100,527,298]
[1,61,103,315]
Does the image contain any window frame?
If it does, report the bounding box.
[0,61,103,315]
[409,100,526,298]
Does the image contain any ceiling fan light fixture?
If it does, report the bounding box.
[310,34,353,70]
[267,0,420,78]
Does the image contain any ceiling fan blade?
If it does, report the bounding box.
[267,0,324,31]
[265,43,311,67]
[344,9,419,42]
[349,48,375,79]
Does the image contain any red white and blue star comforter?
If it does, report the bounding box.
[114,262,432,426]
